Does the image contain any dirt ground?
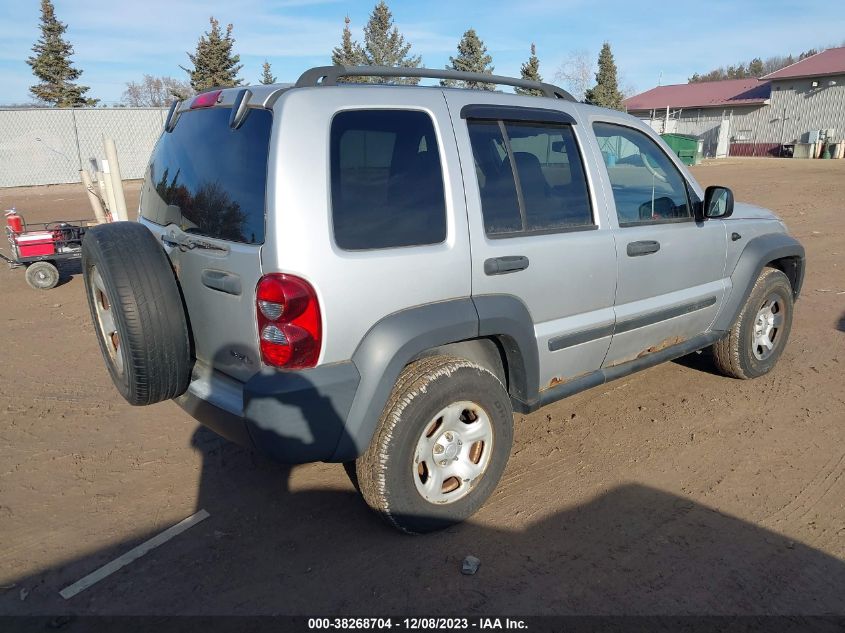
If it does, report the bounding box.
[0,159,843,617]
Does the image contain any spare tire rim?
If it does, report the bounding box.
[413,400,494,505]
[89,266,124,376]
[752,293,784,361]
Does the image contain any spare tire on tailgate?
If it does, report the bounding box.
[82,222,191,405]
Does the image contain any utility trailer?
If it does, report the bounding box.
[2,210,96,290]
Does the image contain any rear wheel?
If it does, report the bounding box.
[25,261,59,290]
[712,267,793,379]
[355,356,513,534]
[82,222,192,405]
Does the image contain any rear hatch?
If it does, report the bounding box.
[138,97,272,382]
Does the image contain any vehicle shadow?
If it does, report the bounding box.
[3,406,845,619]
[55,258,82,288]
[671,348,720,375]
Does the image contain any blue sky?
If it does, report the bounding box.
[1,0,844,104]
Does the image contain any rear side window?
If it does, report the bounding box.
[330,110,447,250]
[142,107,271,244]
[467,120,593,237]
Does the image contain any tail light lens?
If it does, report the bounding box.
[256,274,321,368]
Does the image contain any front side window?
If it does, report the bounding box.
[467,119,592,237]
[330,110,447,250]
[592,122,692,225]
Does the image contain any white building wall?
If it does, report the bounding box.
[631,75,845,156]
[768,74,845,143]
[633,105,772,157]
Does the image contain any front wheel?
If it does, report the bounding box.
[712,267,794,379]
[355,355,513,534]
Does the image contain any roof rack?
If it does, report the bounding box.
[295,65,576,101]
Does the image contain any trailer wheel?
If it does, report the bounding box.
[82,222,191,405]
[25,261,59,290]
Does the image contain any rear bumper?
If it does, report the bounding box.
[175,361,360,464]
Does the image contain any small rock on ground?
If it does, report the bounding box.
[461,555,480,575]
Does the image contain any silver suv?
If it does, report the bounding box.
[82,66,805,534]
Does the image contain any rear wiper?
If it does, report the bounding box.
[161,232,229,254]
[185,238,229,253]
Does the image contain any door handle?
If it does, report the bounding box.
[201,269,241,295]
[484,256,529,275]
[626,240,661,257]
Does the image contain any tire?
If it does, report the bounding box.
[81,222,191,405]
[712,267,794,379]
[355,355,514,534]
[25,261,59,290]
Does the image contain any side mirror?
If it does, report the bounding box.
[703,185,734,219]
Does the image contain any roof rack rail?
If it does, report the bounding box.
[295,65,576,101]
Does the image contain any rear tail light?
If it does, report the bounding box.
[256,274,322,368]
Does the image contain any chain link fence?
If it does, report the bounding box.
[0,107,167,188]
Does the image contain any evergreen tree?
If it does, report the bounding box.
[515,43,543,96]
[331,16,362,67]
[182,17,243,92]
[358,1,421,84]
[748,57,764,77]
[584,42,623,110]
[331,15,366,82]
[26,0,97,106]
[442,29,495,90]
[260,60,276,85]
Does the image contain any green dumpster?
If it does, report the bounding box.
[661,133,702,166]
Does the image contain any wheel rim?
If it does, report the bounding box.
[752,293,785,361]
[89,266,124,376]
[413,400,494,505]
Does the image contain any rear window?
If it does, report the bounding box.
[330,109,447,250]
[141,107,272,244]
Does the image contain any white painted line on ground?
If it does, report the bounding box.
[59,509,210,600]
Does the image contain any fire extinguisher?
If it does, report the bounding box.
[4,209,24,233]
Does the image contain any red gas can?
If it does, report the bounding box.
[4,209,23,233]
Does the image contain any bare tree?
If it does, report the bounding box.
[555,50,592,102]
[123,75,194,107]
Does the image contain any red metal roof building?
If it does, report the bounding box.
[624,78,770,111]
[761,46,845,80]
[624,48,845,158]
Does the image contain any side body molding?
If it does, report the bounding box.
[713,233,805,332]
